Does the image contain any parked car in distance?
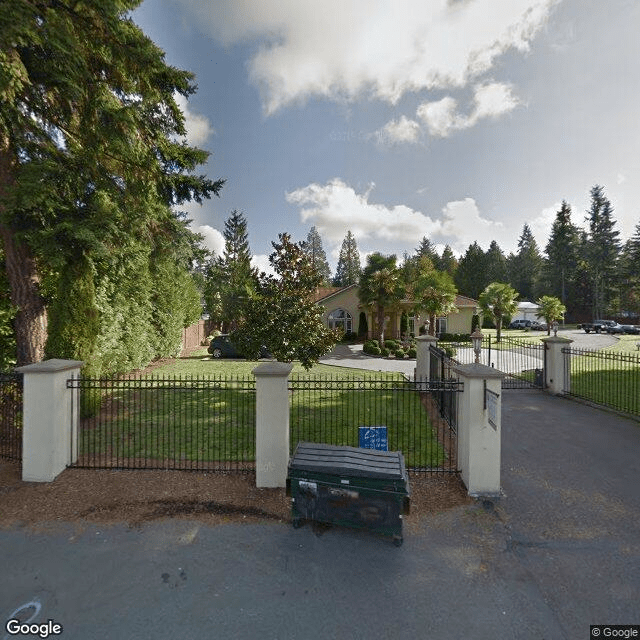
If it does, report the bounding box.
[579,320,618,334]
[605,322,626,334]
[208,334,271,359]
[530,320,548,331]
[509,319,532,329]
[618,324,640,335]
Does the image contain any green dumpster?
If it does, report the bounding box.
[286,442,411,546]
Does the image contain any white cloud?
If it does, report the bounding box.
[374,116,422,145]
[286,178,503,254]
[416,82,520,137]
[251,254,276,277]
[174,0,559,114]
[174,94,215,145]
[196,224,225,256]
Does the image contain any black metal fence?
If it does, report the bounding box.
[562,347,640,417]
[495,336,546,389]
[67,375,256,471]
[289,374,461,474]
[0,372,22,461]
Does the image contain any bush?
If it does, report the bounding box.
[407,347,417,358]
[442,344,457,358]
[380,347,390,357]
[438,333,471,343]
[384,339,398,350]
[369,346,381,355]
[363,340,379,354]
[394,348,406,359]
[340,331,358,343]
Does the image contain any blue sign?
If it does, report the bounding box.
[358,426,388,451]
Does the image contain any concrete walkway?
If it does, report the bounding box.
[1,388,639,638]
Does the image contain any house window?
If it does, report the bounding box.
[408,316,416,337]
[437,317,447,335]
[328,308,353,334]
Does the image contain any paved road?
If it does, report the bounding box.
[319,330,620,378]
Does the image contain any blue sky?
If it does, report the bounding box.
[133,0,640,274]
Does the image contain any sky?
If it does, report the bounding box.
[132,0,640,274]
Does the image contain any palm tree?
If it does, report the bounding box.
[536,295,567,335]
[413,270,458,336]
[479,282,519,342]
[358,256,404,344]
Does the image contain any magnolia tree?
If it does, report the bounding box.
[232,233,339,370]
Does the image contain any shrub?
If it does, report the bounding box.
[442,344,457,358]
[340,331,358,343]
[394,348,406,359]
[407,347,417,358]
[384,339,398,350]
[369,346,381,355]
[380,347,390,357]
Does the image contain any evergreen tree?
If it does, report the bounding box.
[203,211,256,332]
[541,201,581,316]
[508,224,543,300]
[334,230,361,286]
[454,242,487,299]
[302,226,331,284]
[485,241,508,284]
[0,0,223,365]
[415,236,439,265]
[618,221,640,316]
[436,245,458,277]
[585,185,620,318]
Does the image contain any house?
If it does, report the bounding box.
[314,284,479,339]
[512,301,541,323]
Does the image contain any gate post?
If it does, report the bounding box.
[415,335,438,381]
[541,336,573,395]
[453,363,505,497]
[253,362,293,488]
[15,359,84,482]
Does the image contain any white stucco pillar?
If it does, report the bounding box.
[415,335,438,381]
[541,336,573,395]
[253,361,293,488]
[16,359,84,482]
[453,363,505,497]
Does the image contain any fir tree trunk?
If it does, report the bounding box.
[0,224,47,365]
[0,148,47,366]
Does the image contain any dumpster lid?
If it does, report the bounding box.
[289,443,407,480]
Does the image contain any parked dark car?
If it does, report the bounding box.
[605,322,625,334]
[619,324,640,335]
[508,319,532,329]
[530,320,548,331]
[208,334,270,359]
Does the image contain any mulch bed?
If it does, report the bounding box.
[0,460,470,532]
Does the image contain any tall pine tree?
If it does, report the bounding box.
[454,242,487,299]
[205,210,256,331]
[302,226,331,284]
[334,230,361,286]
[585,185,620,319]
[541,201,581,314]
[508,224,543,301]
[0,0,223,365]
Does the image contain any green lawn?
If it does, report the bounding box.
[78,350,448,469]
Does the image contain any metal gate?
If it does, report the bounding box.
[493,336,546,389]
[289,374,462,475]
[0,372,23,461]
